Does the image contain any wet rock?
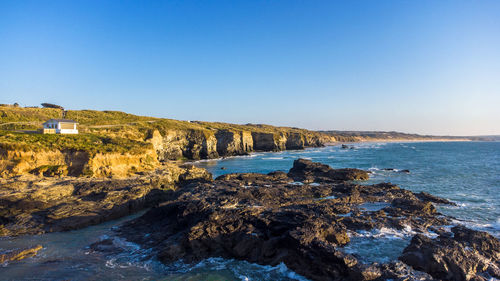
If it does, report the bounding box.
[391,198,436,215]
[0,245,43,263]
[379,261,435,280]
[416,191,457,205]
[215,172,292,184]
[287,159,369,183]
[399,227,500,281]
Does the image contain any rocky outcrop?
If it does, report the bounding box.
[288,158,370,183]
[114,160,467,281]
[0,163,211,236]
[0,245,43,263]
[400,226,500,281]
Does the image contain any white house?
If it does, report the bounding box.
[43,119,78,134]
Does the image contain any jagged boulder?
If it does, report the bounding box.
[416,191,457,205]
[399,226,500,281]
[288,158,369,183]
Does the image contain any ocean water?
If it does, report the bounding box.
[1,141,498,280]
[197,141,500,237]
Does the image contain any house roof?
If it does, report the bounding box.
[43,119,78,124]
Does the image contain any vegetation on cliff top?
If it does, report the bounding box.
[0,131,151,155]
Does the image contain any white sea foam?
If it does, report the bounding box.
[175,257,309,281]
[358,202,390,212]
[451,219,500,238]
[263,157,285,160]
[317,195,336,200]
[350,225,416,239]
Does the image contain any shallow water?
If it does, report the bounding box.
[1,141,498,279]
[0,211,306,281]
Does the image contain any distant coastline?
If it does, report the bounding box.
[324,138,473,146]
[319,130,498,143]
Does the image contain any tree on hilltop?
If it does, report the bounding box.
[41,103,64,110]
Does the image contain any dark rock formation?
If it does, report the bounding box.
[416,191,457,205]
[285,132,305,150]
[288,158,369,183]
[113,160,470,281]
[400,226,500,281]
[251,132,285,151]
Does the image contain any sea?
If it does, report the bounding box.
[1,141,498,280]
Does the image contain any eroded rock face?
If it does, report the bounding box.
[0,147,159,178]
[288,158,370,183]
[400,226,500,281]
[115,160,467,281]
[0,163,211,236]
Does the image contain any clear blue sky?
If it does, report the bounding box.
[1,0,499,135]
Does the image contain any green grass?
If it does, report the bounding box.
[65,110,159,126]
[0,106,62,123]
[0,131,151,155]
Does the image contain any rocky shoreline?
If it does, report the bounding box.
[0,163,210,236]
[0,158,498,280]
[104,159,498,281]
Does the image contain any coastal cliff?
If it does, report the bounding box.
[146,127,324,161]
[1,106,476,179]
[0,107,331,177]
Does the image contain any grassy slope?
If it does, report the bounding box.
[0,107,328,154]
[0,108,159,154]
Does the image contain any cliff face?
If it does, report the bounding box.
[0,147,159,178]
[215,130,253,156]
[149,128,324,161]
[0,127,327,178]
[149,129,218,161]
[86,150,158,177]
